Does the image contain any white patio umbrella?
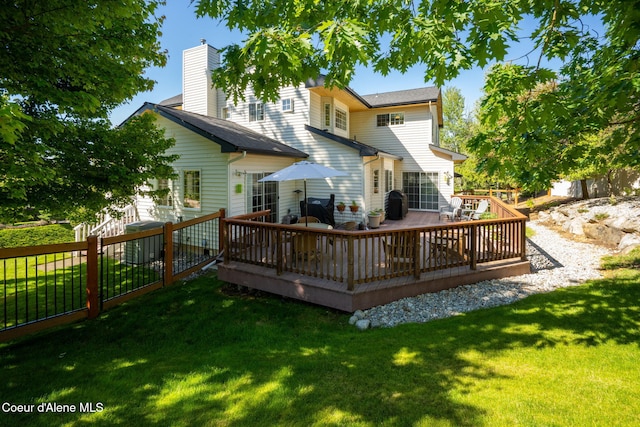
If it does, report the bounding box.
[258,161,348,226]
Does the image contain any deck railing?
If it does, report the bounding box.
[0,209,225,341]
[223,197,527,290]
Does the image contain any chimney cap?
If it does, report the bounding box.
[200,38,206,45]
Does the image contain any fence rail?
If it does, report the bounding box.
[0,209,225,342]
[224,197,527,290]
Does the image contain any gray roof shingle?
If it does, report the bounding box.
[136,103,308,158]
[361,87,440,107]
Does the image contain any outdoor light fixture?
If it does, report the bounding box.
[444,171,452,185]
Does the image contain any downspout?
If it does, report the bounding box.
[362,153,380,214]
[227,151,247,215]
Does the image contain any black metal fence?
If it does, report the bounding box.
[0,210,224,341]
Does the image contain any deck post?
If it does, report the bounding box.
[164,222,173,283]
[520,218,527,261]
[86,235,99,319]
[469,224,477,270]
[413,229,421,279]
[347,236,355,291]
[276,228,283,275]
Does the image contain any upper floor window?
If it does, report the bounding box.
[221,107,230,119]
[249,103,264,122]
[324,103,331,128]
[183,170,201,209]
[281,98,294,113]
[335,108,347,131]
[377,112,404,127]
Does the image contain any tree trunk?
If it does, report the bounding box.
[580,179,590,199]
[606,170,614,197]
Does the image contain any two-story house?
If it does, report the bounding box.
[131,42,465,224]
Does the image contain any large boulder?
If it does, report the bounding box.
[541,196,640,248]
[582,222,626,246]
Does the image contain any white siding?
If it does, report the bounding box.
[136,114,229,222]
[182,44,220,116]
[227,155,298,219]
[351,104,454,209]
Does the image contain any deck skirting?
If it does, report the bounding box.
[218,259,531,312]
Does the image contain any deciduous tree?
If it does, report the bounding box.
[0,1,176,222]
[195,0,640,192]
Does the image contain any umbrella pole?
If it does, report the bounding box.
[304,179,308,226]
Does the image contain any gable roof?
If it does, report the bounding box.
[361,87,440,107]
[134,103,308,158]
[158,94,183,107]
[429,144,467,164]
[305,125,402,160]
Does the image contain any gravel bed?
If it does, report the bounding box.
[354,220,613,328]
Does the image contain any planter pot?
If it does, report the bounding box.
[337,205,346,213]
[368,214,381,229]
[350,206,359,213]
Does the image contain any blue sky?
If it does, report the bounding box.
[110,2,490,125]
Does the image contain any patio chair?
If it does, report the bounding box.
[297,216,320,224]
[383,233,419,270]
[461,199,489,220]
[439,197,463,221]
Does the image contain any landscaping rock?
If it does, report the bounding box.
[619,233,640,252]
[582,222,626,246]
[355,319,371,330]
[541,196,640,248]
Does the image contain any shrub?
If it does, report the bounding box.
[0,224,74,248]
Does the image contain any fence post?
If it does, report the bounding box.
[224,220,231,265]
[218,208,226,254]
[86,235,99,319]
[164,222,174,284]
[469,224,477,270]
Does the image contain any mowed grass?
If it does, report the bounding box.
[1,256,160,329]
[1,252,639,426]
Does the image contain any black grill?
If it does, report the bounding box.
[386,190,408,220]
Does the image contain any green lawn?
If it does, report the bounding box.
[1,252,639,426]
[1,256,160,329]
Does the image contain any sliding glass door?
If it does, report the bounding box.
[402,172,439,210]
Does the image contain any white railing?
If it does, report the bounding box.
[74,205,139,242]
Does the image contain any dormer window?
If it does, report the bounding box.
[335,108,347,131]
[249,103,264,122]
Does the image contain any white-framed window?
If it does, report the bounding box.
[183,170,201,209]
[249,103,264,122]
[324,103,331,128]
[221,107,230,119]
[373,169,380,193]
[157,178,173,207]
[377,112,404,127]
[335,108,347,131]
[385,170,393,193]
[281,98,294,113]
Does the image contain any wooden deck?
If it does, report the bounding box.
[219,198,531,312]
